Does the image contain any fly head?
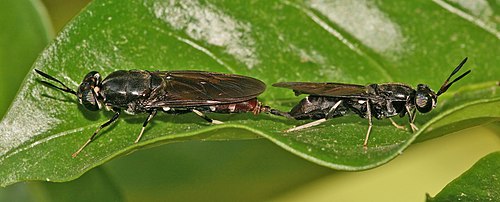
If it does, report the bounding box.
[415,57,471,113]
[77,71,103,111]
[415,84,436,113]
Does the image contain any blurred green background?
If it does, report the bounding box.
[0,0,498,201]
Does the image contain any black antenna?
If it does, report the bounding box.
[436,57,471,96]
[35,69,77,95]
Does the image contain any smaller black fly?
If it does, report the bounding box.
[271,58,471,147]
[35,69,271,157]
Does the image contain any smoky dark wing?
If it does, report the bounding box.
[147,71,265,107]
[273,82,368,97]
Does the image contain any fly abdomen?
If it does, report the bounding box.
[289,96,348,120]
[203,98,263,114]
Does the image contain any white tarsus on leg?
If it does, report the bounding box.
[211,119,224,124]
[389,118,406,130]
[192,109,205,117]
[410,123,419,132]
[285,118,327,132]
[363,100,372,148]
[135,110,157,143]
[135,127,146,143]
[285,100,343,133]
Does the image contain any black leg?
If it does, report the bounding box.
[134,110,158,143]
[192,109,223,124]
[72,109,121,157]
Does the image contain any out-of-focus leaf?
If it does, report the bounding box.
[0,167,123,202]
[0,0,52,117]
[104,138,332,201]
[427,151,500,201]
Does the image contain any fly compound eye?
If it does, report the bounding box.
[83,71,101,85]
[80,89,99,111]
[415,84,436,113]
[415,91,434,113]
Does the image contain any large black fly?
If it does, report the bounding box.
[35,70,271,157]
[271,58,471,147]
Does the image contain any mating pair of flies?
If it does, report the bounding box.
[36,58,471,157]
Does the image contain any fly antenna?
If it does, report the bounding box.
[35,69,77,95]
[436,57,471,96]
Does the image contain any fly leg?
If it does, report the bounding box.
[269,109,294,119]
[285,118,327,132]
[72,108,121,158]
[285,100,342,133]
[192,109,224,124]
[406,105,419,132]
[410,114,418,132]
[389,118,406,130]
[134,109,158,143]
[363,100,373,148]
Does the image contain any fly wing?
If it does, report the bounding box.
[273,82,368,98]
[146,71,265,107]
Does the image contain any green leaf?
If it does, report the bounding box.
[1,0,499,186]
[427,151,500,201]
[0,0,52,117]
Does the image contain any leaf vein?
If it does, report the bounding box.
[152,27,237,74]
[281,0,393,81]
[432,0,500,40]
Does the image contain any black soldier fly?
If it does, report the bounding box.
[35,69,271,157]
[271,58,471,147]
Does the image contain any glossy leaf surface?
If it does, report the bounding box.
[1,0,499,186]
